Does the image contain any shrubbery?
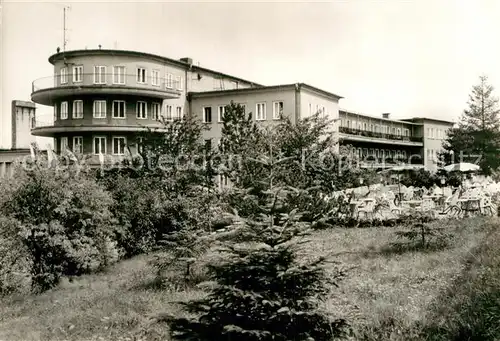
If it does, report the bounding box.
[1,166,118,292]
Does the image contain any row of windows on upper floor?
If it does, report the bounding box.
[59,65,184,90]
[341,119,411,137]
[54,100,183,121]
[349,147,409,160]
[202,102,285,123]
[58,135,134,155]
[427,127,446,139]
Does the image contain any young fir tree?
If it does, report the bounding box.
[442,75,500,174]
[165,136,348,341]
[218,101,263,190]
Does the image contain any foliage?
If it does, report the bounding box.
[151,188,225,287]
[218,101,265,191]
[391,212,451,252]
[1,165,118,292]
[165,140,348,341]
[441,75,500,175]
[0,215,31,295]
[132,114,215,189]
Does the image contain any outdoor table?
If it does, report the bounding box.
[423,194,445,206]
[401,200,422,210]
[458,198,481,216]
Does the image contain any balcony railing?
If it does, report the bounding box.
[32,73,183,93]
[339,126,423,143]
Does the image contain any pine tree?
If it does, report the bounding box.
[460,75,500,131]
[164,137,348,341]
[441,75,500,174]
[218,101,263,190]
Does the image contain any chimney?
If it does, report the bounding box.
[180,57,193,65]
[382,113,390,119]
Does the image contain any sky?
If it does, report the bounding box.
[1,0,500,148]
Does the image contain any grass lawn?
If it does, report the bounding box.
[0,217,496,341]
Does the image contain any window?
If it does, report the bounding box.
[72,100,83,119]
[175,75,182,90]
[273,101,284,120]
[175,106,182,120]
[113,66,125,84]
[136,101,147,119]
[165,105,173,121]
[375,124,379,133]
[112,136,126,155]
[218,106,225,122]
[54,104,57,121]
[93,100,107,118]
[397,128,401,136]
[316,104,320,114]
[256,103,266,121]
[60,101,68,119]
[60,67,68,84]
[73,136,83,154]
[151,102,161,120]
[347,120,351,128]
[309,103,312,115]
[137,67,146,83]
[60,137,68,152]
[94,66,106,84]
[151,69,160,86]
[403,129,409,136]
[73,66,83,83]
[430,128,434,138]
[93,136,106,155]
[165,73,173,88]
[402,151,407,159]
[392,127,396,135]
[322,106,326,116]
[112,100,126,118]
[240,104,247,114]
[203,107,212,123]
[363,123,367,131]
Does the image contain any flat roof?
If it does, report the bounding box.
[400,117,455,125]
[48,49,263,87]
[189,82,343,100]
[12,100,36,108]
[339,109,424,126]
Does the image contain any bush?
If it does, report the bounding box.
[1,166,118,292]
[0,216,32,295]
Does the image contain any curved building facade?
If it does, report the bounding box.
[30,49,260,160]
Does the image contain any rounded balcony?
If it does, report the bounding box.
[31,113,170,137]
[31,73,182,106]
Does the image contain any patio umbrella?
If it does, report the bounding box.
[443,162,480,173]
[443,162,480,191]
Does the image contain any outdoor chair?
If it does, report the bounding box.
[480,195,494,216]
[357,200,375,220]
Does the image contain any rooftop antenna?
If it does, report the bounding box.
[63,5,71,53]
